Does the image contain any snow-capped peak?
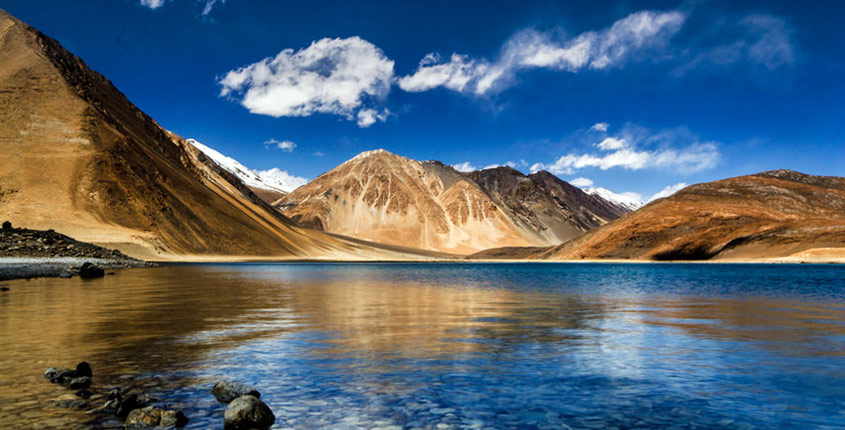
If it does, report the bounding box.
[584,187,644,211]
[188,139,307,193]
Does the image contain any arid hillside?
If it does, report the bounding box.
[0,9,425,261]
[532,170,845,261]
[275,150,628,254]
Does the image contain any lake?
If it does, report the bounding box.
[0,262,843,429]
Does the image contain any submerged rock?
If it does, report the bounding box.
[125,406,189,429]
[160,410,190,427]
[116,393,147,419]
[211,380,261,404]
[69,376,92,390]
[126,406,162,428]
[223,395,275,430]
[79,262,105,279]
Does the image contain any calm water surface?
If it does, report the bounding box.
[0,263,843,429]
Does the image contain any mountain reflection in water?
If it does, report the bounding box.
[0,263,843,429]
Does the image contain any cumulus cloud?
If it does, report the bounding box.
[569,177,594,187]
[649,182,687,202]
[356,108,390,127]
[531,124,720,175]
[590,122,610,132]
[264,139,296,152]
[254,168,309,192]
[452,162,478,172]
[220,37,394,127]
[399,10,685,95]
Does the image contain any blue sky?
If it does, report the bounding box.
[4,0,844,200]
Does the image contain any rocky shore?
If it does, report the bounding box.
[0,222,150,281]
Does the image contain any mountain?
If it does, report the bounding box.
[275,150,629,254]
[0,9,423,261]
[583,187,643,212]
[188,139,304,204]
[533,170,845,261]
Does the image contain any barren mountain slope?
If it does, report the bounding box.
[536,170,845,261]
[468,168,630,241]
[0,9,419,260]
[276,150,629,254]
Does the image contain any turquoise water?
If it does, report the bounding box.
[0,263,843,429]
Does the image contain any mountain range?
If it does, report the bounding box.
[1,8,842,262]
[273,149,629,254]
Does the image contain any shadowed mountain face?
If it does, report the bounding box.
[534,170,845,261]
[0,9,413,260]
[275,150,628,254]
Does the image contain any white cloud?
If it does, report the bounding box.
[220,37,394,127]
[264,139,296,152]
[569,177,594,187]
[532,125,720,175]
[201,0,225,15]
[254,168,309,193]
[356,108,390,128]
[676,14,794,75]
[596,137,626,150]
[139,0,166,9]
[590,122,609,132]
[398,10,685,95]
[452,162,478,172]
[313,151,325,157]
[649,182,687,202]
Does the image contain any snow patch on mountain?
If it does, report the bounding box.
[584,187,644,211]
[188,139,307,193]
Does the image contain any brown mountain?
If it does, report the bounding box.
[0,9,425,261]
[275,150,628,254]
[529,170,845,261]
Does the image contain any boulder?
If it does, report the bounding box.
[1,221,11,230]
[211,380,261,404]
[75,361,93,378]
[79,262,105,279]
[160,410,190,427]
[223,395,275,430]
[125,406,162,428]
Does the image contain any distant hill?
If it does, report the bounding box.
[506,170,845,261]
[275,149,629,254]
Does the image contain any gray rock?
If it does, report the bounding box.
[211,380,261,404]
[44,367,69,380]
[223,395,275,430]
[69,376,92,390]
